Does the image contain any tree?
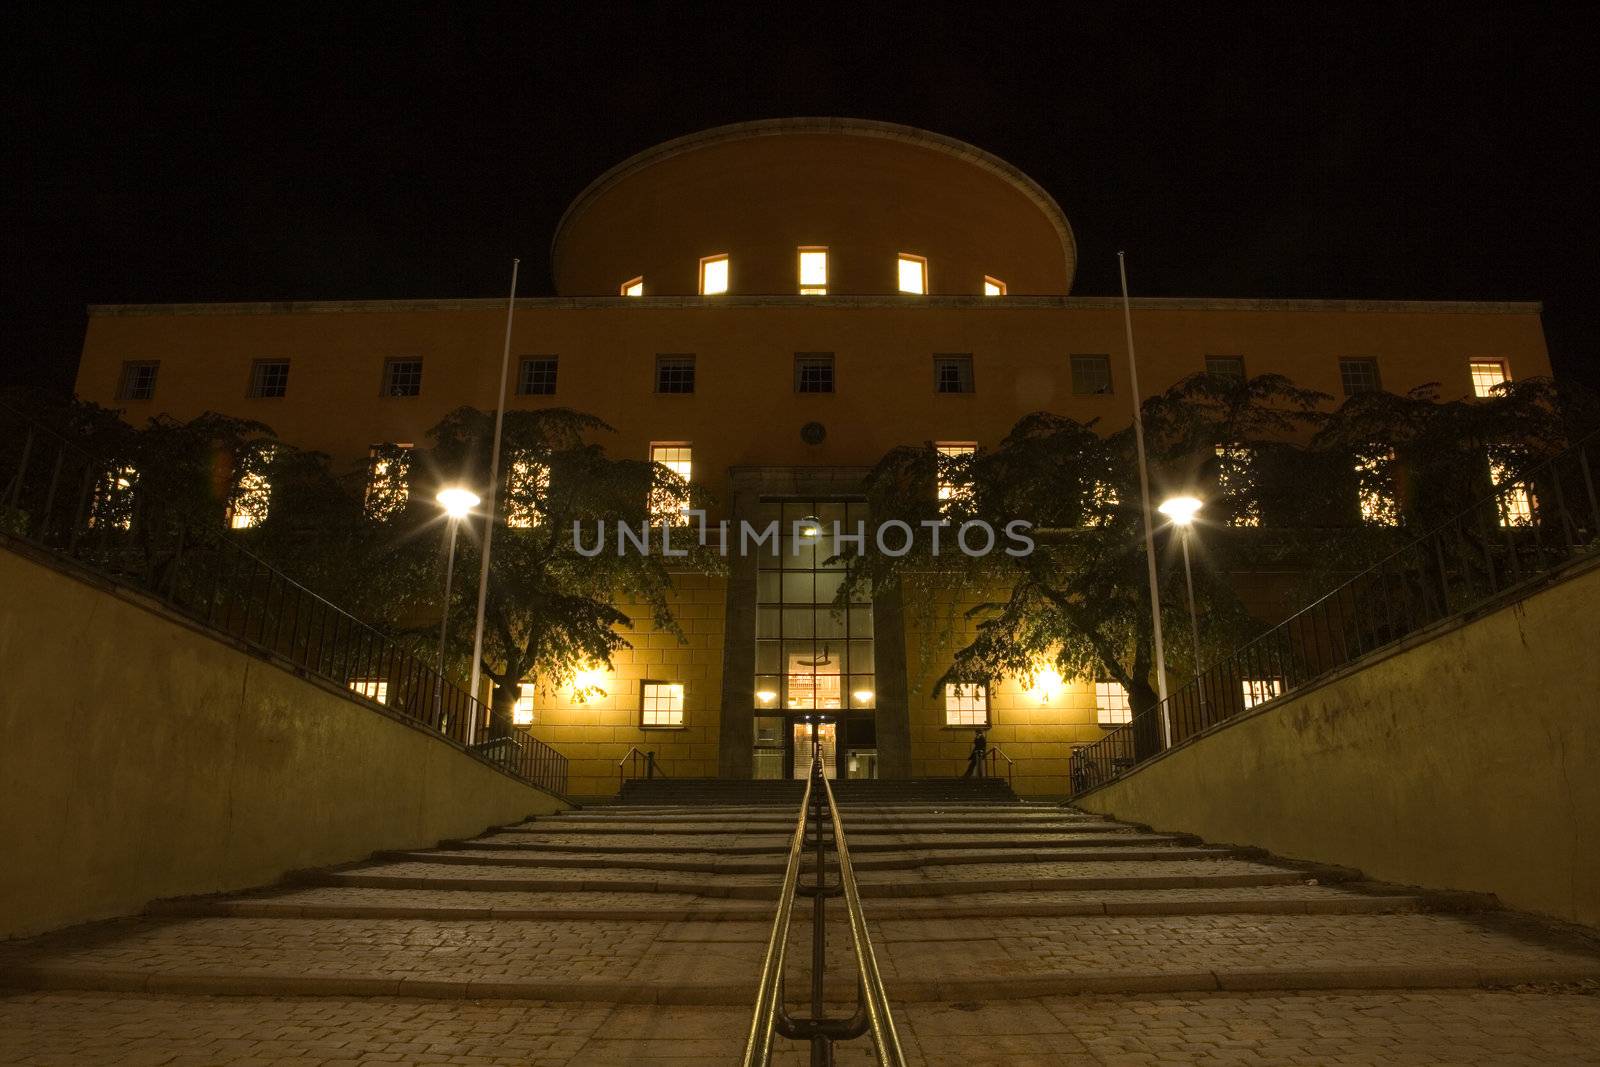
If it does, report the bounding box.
[426,407,723,730]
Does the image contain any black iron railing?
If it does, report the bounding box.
[1071,430,1600,797]
[0,403,568,798]
[618,746,666,792]
[743,755,907,1067]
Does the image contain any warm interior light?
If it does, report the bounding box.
[797,515,822,542]
[852,689,874,703]
[799,248,827,295]
[700,255,729,295]
[621,277,643,297]
[1158,495,1203,526]
[436,486,481,519]
[897,254,926,294]
[756,689,777,704]
[983,276,1006,296]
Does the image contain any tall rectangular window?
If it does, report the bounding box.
[936,443,977,514]
[933,354,975,394]
[896,254,927,294]
[1339,357,1382,397]
[517,356,558,396]
[794,353,835,393]
[88,465,138,530]
[641,681,686,727]
[983,276,1006,296]
[655,354,696,394]
[1085,480,1119,527]
[364,444,413,521]
[512,682,537,725]
[117,361,159,401]
[620,276,644,297]
[649,443,692,523]
[1355,449,1399,526]
[1070,355,1112,396]
[1095,681,1132,726]
[1215,445,1262,527]
[1205,355,1245,382]
[944,683,989,726]
[699,254,730,295]
[228,450,275,530]
[247,359,290,398]
[1490,455,1534,527]
[798,248,828,295]
[382,358,423,397]
[505,456,549,528]
[1470,360,1509,398]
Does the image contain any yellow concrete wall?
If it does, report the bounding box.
[520,574,726,797]
[0,545,566,940]
[904,593,1120,795]
[1077,561,1600,928]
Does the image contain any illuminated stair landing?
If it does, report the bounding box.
[2,790,1599,1063]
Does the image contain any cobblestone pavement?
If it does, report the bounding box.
[4,798,1599,1063]
[2,989,1598,1065]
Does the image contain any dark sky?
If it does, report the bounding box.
[6,5,1597,395]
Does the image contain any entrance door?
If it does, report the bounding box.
[791,718,838,779]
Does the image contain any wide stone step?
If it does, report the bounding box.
[455,830,1160,855]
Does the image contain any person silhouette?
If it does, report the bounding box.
[963,729,988,778]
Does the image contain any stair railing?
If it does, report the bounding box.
[742,757,908,1066]
[617,746,665,792]
[982,745,1015,788]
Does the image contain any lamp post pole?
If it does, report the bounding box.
[1178,525,1205,718]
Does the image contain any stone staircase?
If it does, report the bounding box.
[2,791,1599,1063]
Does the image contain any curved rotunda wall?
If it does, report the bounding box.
[552,120,1076,298]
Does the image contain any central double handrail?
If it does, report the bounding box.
[742,758,907,1066]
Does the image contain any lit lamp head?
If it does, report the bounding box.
[1158,495,1203,527]
[436,486,480,519]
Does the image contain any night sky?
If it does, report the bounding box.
[7,6,1597,396]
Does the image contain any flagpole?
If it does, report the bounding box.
[468,257,520,741]
[1118,251,1172,748]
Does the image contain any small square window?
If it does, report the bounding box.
[1071,355,1112,396]
[517,356,558,396]
[1205,355,1244,382]
[117,361,159,401]
[897,254,927,294]
[621,277,644,297]
[983,276,1006,296]
[641,680,685,727]
[798,248,827,295]
[655,355,696,394]
[247,359,290,398]
[1339,357,1382,397]
[944,683,989,726]
[933,354,975,394]
[795,353,835,393]
[382,358,423,397]
[700,255,729,295]
[1095,681,1132,726]
[1469,360,1509,398]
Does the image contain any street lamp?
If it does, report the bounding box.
[435,486,480,728]
[1158,495,1205,716]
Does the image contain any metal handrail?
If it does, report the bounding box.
[1071,427,1600,797]
[0,401,570,797]
[741,757,907,1066]
[982,745,1015,788]
[617,746,665,791]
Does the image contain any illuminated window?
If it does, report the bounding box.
[382,358,423,397]
[349,679,388,704]
[505,456,549,528]
[896,254,927,294]
[649,443,692,523]
[516,356,558,396]
[1205,355,1245,382]
[1241,678,1283,709]
[513,682,536,725]
[944,683,989,726]
[247,359,289,398]
[364,444,413,521]
[621,277,644,297]
[983,276,1006,296]
[1470,360,1509,398]
[936,443,977,514]
[88,465,138,530]
[1339,357,1382,397]
[1355,449,1399,526]
[117,361,159,402]
[795,353,835,393]
[1215,445,1261,527]
[641,681,685,727]
[699,254,729,295]
[1490,455,1534,527]
[655,354,696,394]
[1095,681,1132,726]
[1086,480,1119,527]
[798,248,828,295]
[933,354,975,394]
[1070,355,1112,395]
[228,451,274,530]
